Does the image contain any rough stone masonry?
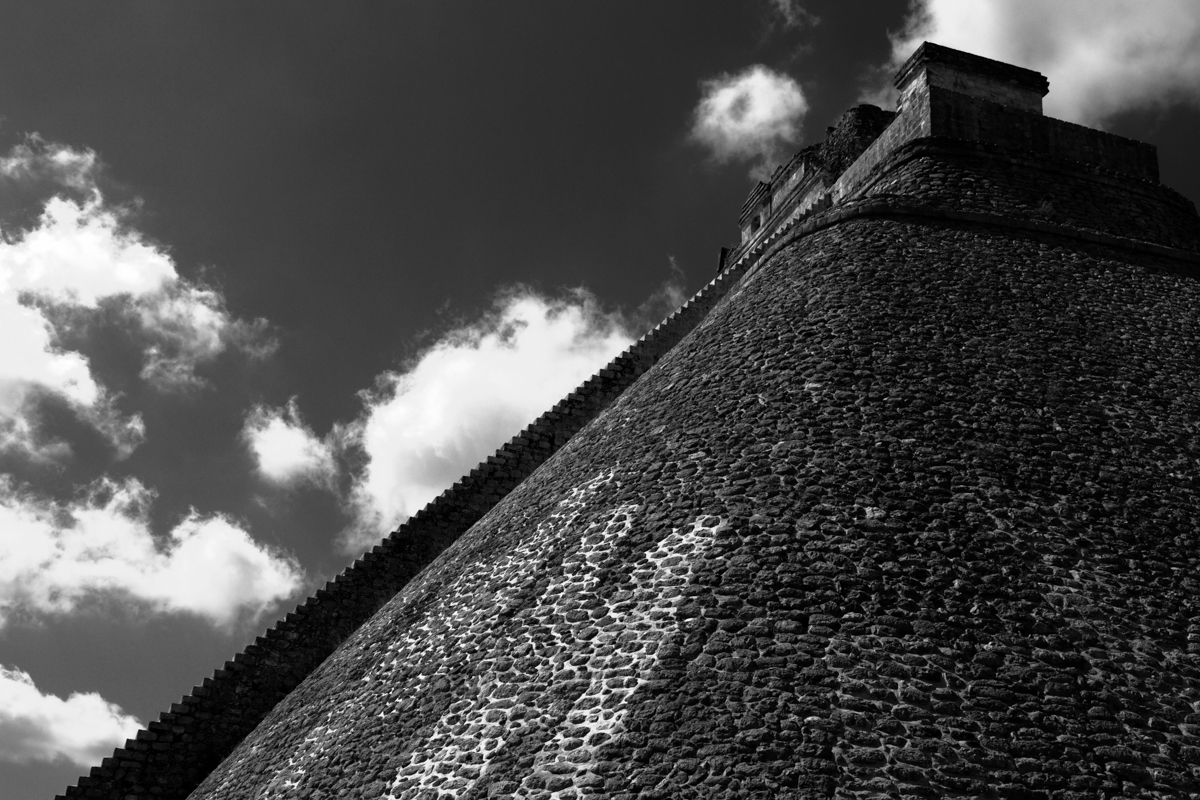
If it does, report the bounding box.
[62,42,1200,800]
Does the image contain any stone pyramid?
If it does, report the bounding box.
[62,43,1200,800]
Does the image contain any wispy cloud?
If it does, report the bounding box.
[870,0,1200,127]
[0,665,141,767]
[767,0,819,31]
[135,284,274,390]
[690,65,808,179]
[0,385,145,466]
[0,134,99,206]
[0,477,303,629]
[0,137,273,464]
[243,398,337,487]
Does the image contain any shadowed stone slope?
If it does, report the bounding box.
[192,205,1200,797]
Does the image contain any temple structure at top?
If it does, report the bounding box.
[719,42,1162,272]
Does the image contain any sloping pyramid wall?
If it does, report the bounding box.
[60,44,1200,800]
[57,229,756,800]
[183,138,1200,797]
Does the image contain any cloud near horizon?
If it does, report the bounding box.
[0,665,141,768]
[873,0,1200,127]
[0,476,304,630]
[690,65,808,180]
[337,287,658,553]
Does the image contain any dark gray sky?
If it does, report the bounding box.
[1,3,1198,798]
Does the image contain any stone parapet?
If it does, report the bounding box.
[927,88,1159,181]
[727,105,894,265]
[895,41,1049,114]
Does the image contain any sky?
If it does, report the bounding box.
[1,2,1199,798]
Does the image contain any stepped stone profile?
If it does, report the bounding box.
[62,42,1200,800]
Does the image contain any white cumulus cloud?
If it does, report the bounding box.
[2,194,176,306]
[243,399,336,486]
[341,288,635,552]
[878,0,1200,127]
[0,137,273,461]
[690,65,809,179]
[0,477,304,629]
[0,665,141,767]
